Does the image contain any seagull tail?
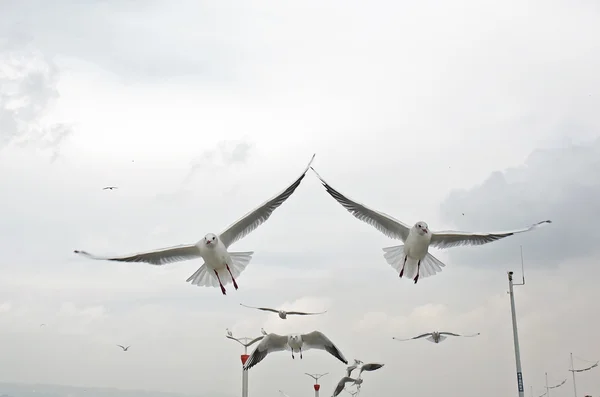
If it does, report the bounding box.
[382,245,446,280]
[185,252,254,287]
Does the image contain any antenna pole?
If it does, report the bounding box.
[545,372,550,397]
[570,353,578,397]
[508,270,525,397]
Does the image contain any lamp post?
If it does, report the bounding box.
[508,246,526,397]
[305,373,329,397]
[225,330,263,397]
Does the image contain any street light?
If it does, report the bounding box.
[305,373,329,397]
[225,330,264,397]
[568,353,599,397]
[507,246,526,397]
[539,373,567,397]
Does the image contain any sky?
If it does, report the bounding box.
[1,1,600,397]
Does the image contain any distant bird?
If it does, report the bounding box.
[74,154,316,295]
[103,186,118,190]
[333,377,363,397]
[344,390,359,397]
[260,327,267,336]
[40,323,46,327]
[393,331,480,344]
[226,328,233,337]
[117,345,130,351]
[357,362,384,376]
[243,331,347,370]
[239,303,327,319]
[310,167,551,284]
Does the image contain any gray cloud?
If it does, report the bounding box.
[0,39,73,160]
[439,138,600,268]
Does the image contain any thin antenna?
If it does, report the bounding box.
[515,245,525,286]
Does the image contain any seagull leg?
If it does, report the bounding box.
[300,348,303,359]
[213,270,227,295]
[413,260,421,284]
[225,264,239,290]
[399,256,407,277]
[292,351,295,359]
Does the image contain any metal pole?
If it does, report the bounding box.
[242,345,249,397]
[314,384,320,397]
[508,270,525,397]
[570,353,578,397]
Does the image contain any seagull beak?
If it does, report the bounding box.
[206,240,211,245]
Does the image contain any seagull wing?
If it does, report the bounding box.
[302,331,348,364]
[73,244,201,266]
[218,154,315,248]
[243,333,289,370]
[243,336,265,347]
[310,167,411,241]
[286,310,328,316]
[333,377,357,397]
[429,220,552,249]
[117,345,125,350]
[393,333,432,341]
[438,332,461,337]
[239,303,279,313]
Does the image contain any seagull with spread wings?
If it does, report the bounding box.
[310,167,551,284]
[393,331,480,344]
[239,303,327,319]
[117,344,130,351]
[332,377,363,397]
[74,155,315,295]
[243,331,347,370]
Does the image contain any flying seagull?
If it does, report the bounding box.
[333,377,363,397]
[226,328,233,337]
[239,303,327,319]
[344,390,359,397]
[357,362,384,376]
[74,154,316,295]
[393,331,480,344]
[117,345,130,351]
[103,186,118,190]
[345,359,363,377]
[310,167,551,284]
[243,331,347,370]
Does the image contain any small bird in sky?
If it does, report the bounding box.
[239,303,327,319]
[40,323,46,327]
[103,186,118,190]
[310,167,551,284]
[117,344,130,351]
[393,331,480,344]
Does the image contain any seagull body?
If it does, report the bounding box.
[393,331,480,344]
[243,331,347,370]
[103,186,118,190]
[239,303,327,319]
[74,154,315,295]
[310,167,551,284]
[333,377,363,397]
[117,344,130,351]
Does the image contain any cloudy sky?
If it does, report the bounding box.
[1,1,600,397]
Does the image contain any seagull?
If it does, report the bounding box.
[260,327,267,336]
[344,390,359,397]
[103,186,118,190]
[345,359,363,376]
[226,328,233,337]
[243,331,347,370]
[74,154,316,295]
[393,331,480,344]
[239,303,327,319]
[333,377,363,397]
[39,323,46,327]
[310,167,551,284]
[357,362,384,376]
[117,344,130,351]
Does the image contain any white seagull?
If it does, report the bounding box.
[74,154,315,295]
[239,303,327,319]
[117,344,130,351]
[242,331,348,370]
[333,377,363,397]
[310,167,551,284]
[393,331,480,344]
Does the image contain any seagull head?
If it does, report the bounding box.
[414,221,429,235]
[204,233,218,247]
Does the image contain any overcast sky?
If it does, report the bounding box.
[1,1,599,397]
